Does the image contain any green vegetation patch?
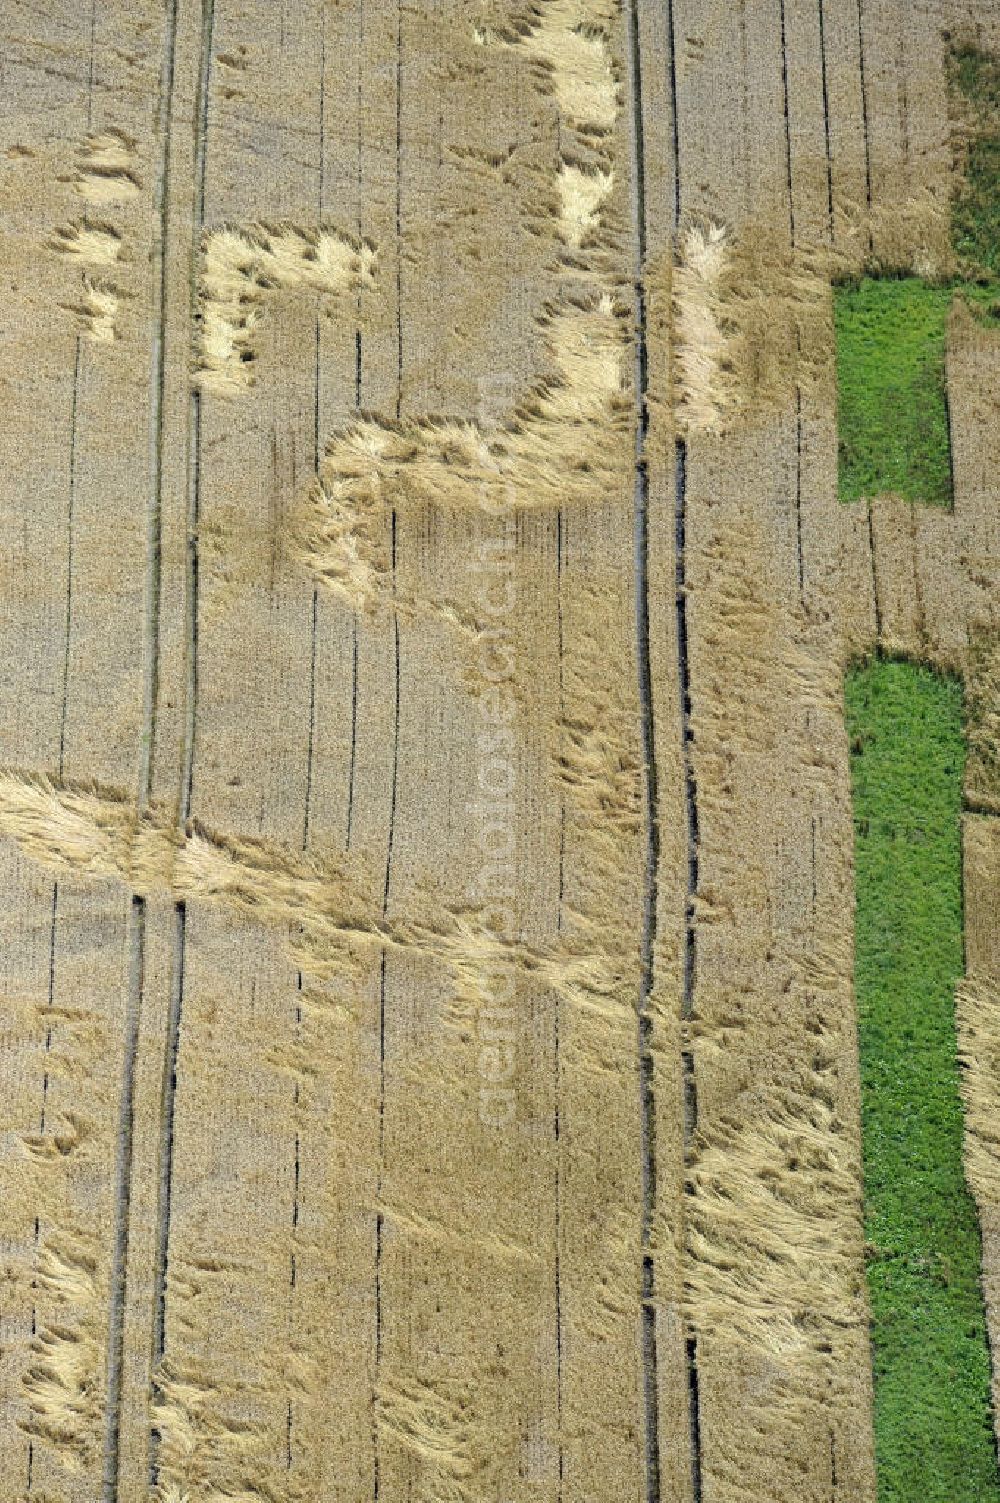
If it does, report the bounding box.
[950,41,1000,278]
[847,658,999,1502]
[835,42,1000,509]
[834,276,1000,507]
[835,278,954,506]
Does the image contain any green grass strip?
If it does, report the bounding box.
[950,41,1000,278]
[834,278,954,506]
[834,278,1000,508]
[847,658,999,1501]
[954,133,1000,278]
[834,42,1000,510]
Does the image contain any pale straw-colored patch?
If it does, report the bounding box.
[51,220,121,266]
[196,225,376,395]
[557,162,613,247]
[78,276,119,342]
[499,0,619,134]
[75,129,140,202]
[290,297,630,610]
[673,222,732,435]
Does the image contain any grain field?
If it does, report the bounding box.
[0,3,998,1502]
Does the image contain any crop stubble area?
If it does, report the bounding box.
[1,3,1000,1503]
